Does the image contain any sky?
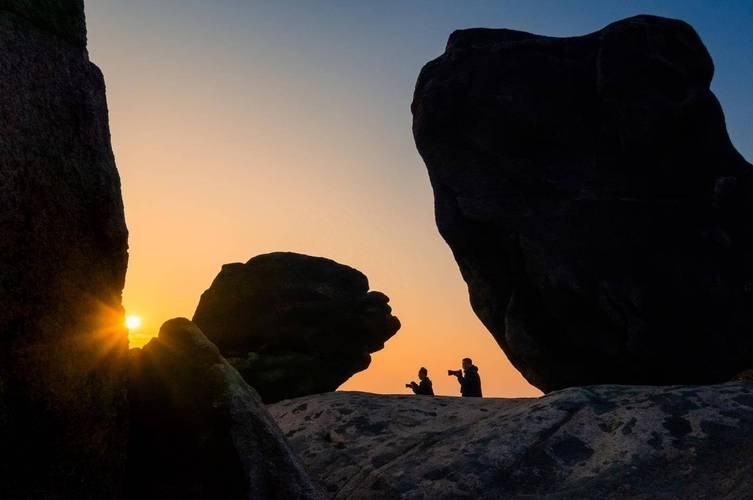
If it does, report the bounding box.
[85,1,753,398]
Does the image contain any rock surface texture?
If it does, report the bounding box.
[193,252,400,403]
[272,383,753,499]
[127,318,323,499]
[0,1,129,497]
[412,15,753,392]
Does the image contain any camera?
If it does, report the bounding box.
[405,383,412,388]
[448,369,462,377]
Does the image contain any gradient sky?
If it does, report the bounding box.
[85,1,752,398]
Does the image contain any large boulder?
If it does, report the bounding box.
[412,15,753,392]
[0,0,87,46]
[0,1,129,497]
[127,318,323,499]
[271,383,753,499]
[193,252,400,403]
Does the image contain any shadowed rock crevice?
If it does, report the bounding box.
[412,14,753,392]
[126,318,323,499]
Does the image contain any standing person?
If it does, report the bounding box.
[406,367,434,395]
[449,358,482,397]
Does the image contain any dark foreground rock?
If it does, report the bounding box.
[271,383,753,499]
[412,15,753,392]
[0,1,129,497]
[127,318,323,499]
[193,252,400,403]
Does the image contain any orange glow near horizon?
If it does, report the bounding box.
[86,0,753,401]
[87,3,544,398]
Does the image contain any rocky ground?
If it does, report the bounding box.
[271,384,753,499]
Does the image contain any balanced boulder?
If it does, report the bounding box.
[412,15,753,392]
[0,1,129,497]
[193,252,400,403]
[127,318,323,499]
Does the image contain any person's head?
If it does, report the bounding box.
[462,358,473,371]
[418,367,428,380]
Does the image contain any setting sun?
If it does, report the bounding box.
[125,315,142,330]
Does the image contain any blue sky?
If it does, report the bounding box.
[89,0,752,159]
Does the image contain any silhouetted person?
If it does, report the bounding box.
[449,358,482,397]
[406,367,434,395]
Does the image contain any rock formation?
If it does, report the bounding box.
[412,15,753,392]
[127,318,323,499]
[193,252,400,403]
[0,1,129,497]
[272,383,753,499]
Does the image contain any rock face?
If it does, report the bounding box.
[0,0,87,45]
[412,15,753,392]
[127,318,323,499]
[193,252,400,403]
[0,1,129,497]
[272,383,753,499]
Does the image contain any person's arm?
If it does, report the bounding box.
[409,381,420,394]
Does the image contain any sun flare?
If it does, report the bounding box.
[125,315,142,330]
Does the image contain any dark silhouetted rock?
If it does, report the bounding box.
[193,252,400,403]
[0,1,129,497]
[127,318,323,499]
[0,0,86,46]
[272,383,753,499]
[412,15,753,392]
[734,369,753,381]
